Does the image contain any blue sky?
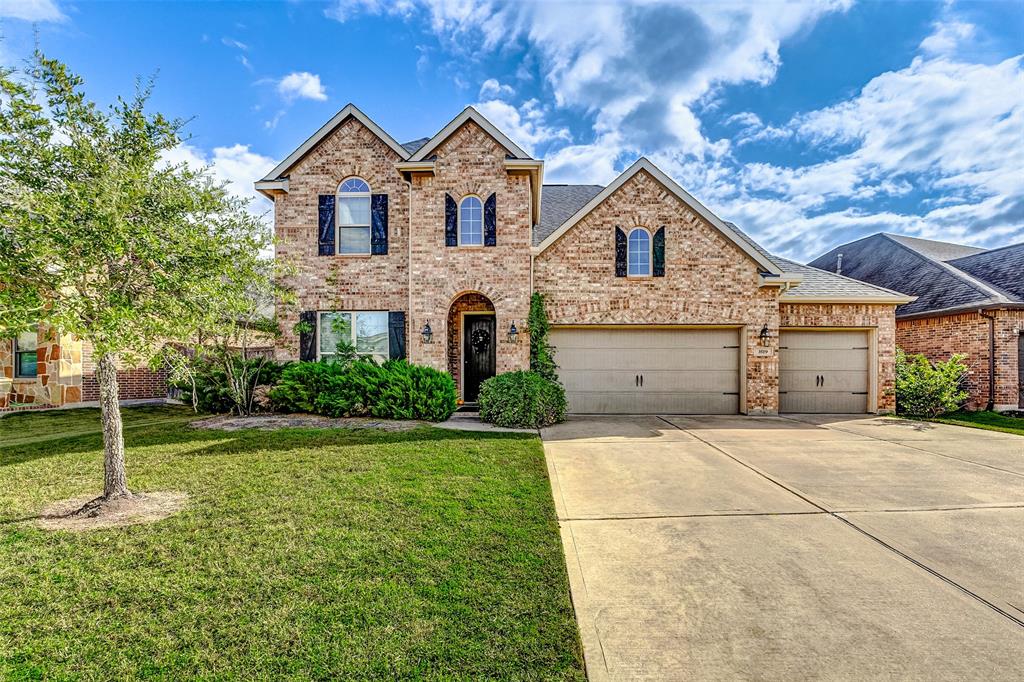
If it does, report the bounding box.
[2,0,1022,261]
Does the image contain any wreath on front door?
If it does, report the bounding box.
[471,328,491,354]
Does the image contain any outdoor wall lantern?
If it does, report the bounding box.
[421,322,434,344]
[758,324,771,346]
[506,321,519,344]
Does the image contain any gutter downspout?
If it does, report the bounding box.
[978,308,996,411]
[404,176,413,361]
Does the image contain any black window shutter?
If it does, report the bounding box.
[317,195,335,256]
[484,192,497,246]
[445,193,457,246]
[653,226,666,277]
[388,311,406,360]
[299,311,317,361]
[371,194,388,255]
[615,226,627,277]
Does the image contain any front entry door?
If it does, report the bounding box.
[463,315,496,402]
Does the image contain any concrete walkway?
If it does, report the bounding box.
[542,415,1024,681]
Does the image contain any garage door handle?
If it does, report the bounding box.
[640,374,643,387]
[635,374,639,387]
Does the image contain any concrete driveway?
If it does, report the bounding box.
[542,415,1024,681]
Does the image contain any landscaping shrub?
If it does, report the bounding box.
[895,349,969,416]
[173,355,287,414]
[270,359,457,422]
[478,371,566,429]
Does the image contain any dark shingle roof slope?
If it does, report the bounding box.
[809,233,1017,316]
[535,184,604,246]
[883,233,987,262]
[400,137,431,156]
[948,243,1024,302]
[727,223,909,301]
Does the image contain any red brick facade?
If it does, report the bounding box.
[267,109,903,413]
[897,309,1023,410]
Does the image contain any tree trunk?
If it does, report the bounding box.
[97,352,131,499]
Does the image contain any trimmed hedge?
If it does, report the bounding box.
[478,371,566,429]
[269,359,457,422]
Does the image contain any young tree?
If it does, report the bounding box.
[0,53,276,508]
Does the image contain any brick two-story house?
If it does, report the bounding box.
[258,105,911,415]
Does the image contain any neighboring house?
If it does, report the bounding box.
[810,234,1024,411]
[1,328,169,413]
[257,104,911,415]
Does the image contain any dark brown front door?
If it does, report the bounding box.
[463,315,496,402]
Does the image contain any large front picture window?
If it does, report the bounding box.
[627,228,651,277]
[337,177,371,255]
[14,328,38,378]
[318,311,389,362]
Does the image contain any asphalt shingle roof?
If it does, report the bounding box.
[400,137,431,156]
[726,223,908,301]
[534,184,604,246]
[809,233,1019,316]
[948,243,1024,302]
[883,233,987,262]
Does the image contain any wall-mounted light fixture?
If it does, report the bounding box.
[758,324,772,346]
[506,321,519,344]
[421,322,434,344]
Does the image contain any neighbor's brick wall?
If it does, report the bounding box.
[80,341,169,402]
[0,326,82,412]
[898,309,1024,410]
[780,302,898,413]
[533,168,781,414]
[406,121,531,386]
[272,116,410,361]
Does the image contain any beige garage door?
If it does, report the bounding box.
[779,330,870,413]
[550,327,740,414]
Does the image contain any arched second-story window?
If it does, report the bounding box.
[337,177,371,255]
[459,196,483,246]
[627,228,651,276]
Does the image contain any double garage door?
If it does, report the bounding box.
[550,327,870,414]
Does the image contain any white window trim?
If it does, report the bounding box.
[337,176,372,256]
[627,227,653,278]
[457,195,484,247]
[317,311,390,361]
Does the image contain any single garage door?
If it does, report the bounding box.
[779,330,870,413]
[550,327,740,414]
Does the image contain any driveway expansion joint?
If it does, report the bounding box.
[655,415,1024,630]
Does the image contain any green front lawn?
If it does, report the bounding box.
[0,406,584,680]
[927,409,1024,437]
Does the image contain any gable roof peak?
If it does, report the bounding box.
[408,105,531,162]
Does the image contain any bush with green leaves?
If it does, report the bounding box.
[895,349,969,417]
[478,371,566,429]
[171,355,287,415]
[270,359,457,422]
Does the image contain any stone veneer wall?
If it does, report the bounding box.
[272,116,410,361]
[897,309,1024,410]
[0,326,82,411]
[779,302,898,413]
[405,121,531,380]
[533,168,781,414]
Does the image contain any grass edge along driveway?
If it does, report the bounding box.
[0,406,585,680]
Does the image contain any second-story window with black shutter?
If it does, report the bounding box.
[445,193,458,246]
[337,177,372,255]
[484,193,496,246]
[370,194,388,255]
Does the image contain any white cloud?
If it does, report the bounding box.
[162,143,276,219]
[276,72,327,102]
[1,0,65,21]
[221,37,249,51]
[919,20,975,56]
[479,78,514,100]
[472,99,570,156]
